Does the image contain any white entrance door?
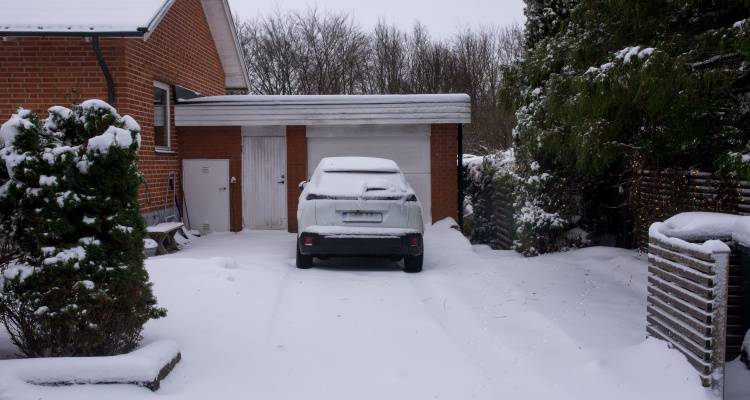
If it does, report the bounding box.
[182,159,230,232]
[243,136,288,229]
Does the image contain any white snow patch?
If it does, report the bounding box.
[38,175,57,186]
[79,237,101,246]
[87,126,133,154]
[0,223,725,400]
[0,0,175,34]
[121,115,140,132]
[113,225,133,234]
[0,340,179,388]
[76,280,95,290]
[318,156,400,173]
[654,211,750,249]
[42,246,86,266]
[82,216,96,225]
[121,115,142,147]
[33,306,49,316]
[616,46,641,63]
[0,109,33,147]
[80,99,117,115]
[76,159,90,174]
[2,263,36,282]
[638,47,655,59]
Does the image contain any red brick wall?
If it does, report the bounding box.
[0,37,125,120]
[286,126,307,233]
[431,124,459,223]
[120,0,226,213]
[178,126,242,232]
[0,0,226,214]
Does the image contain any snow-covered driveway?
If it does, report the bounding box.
[0,220,734,399]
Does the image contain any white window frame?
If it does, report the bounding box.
[153,81,172,152]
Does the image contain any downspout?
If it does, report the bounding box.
[90,36,116,106]
[457,123,464,232]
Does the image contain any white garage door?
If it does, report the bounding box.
[307,124,431,224]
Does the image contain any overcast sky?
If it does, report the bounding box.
[228,0,526,37]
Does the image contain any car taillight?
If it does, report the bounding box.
[408,237,419,247]
[303,236,314,246]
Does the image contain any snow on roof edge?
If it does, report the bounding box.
[0,0,174,36]
[179,94,471,105]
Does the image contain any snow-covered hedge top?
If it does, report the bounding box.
[649,212,750,254]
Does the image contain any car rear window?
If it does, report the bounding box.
[315,171,407,194]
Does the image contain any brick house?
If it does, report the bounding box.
[0,0,249,223]
[1,0,469,234]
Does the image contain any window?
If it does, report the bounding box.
[153,81,170,151]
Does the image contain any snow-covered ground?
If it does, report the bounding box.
[0,220,746,399]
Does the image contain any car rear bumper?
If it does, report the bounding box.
[298,230,423,257]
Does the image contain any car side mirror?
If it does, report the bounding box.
[298,181,307,190]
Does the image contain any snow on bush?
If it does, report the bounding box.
[0,100,165,357]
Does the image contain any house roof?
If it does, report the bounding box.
[175,94,472,126]
[0,0,249,90]
[0,0,174,35]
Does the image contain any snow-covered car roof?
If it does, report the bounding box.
[317,157,401,173]
[0,0,173,35]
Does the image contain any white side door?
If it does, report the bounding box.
[243,136,288,229]
[182,159,230,232]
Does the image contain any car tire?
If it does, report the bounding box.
[296,246,313,269]
[403,254,423,273]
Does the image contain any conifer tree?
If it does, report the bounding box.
[503,0,750,253]
[0,100,165,357]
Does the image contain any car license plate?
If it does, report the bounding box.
[342,211,382,222]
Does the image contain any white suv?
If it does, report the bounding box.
[296,157,424,272]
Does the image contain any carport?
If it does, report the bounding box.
[174,94,471,233]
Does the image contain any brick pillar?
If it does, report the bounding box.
[430,124,459,223]
[286,126,307,233]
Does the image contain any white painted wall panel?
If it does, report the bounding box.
[307,125,432,224]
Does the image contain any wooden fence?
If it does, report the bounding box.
[463,162,514,250]
[488,185,514,250]
[646,226,742,395]
[632,170,750,245]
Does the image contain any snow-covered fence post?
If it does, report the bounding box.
[710,247,729,398]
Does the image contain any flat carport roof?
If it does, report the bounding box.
[174,94,471,126]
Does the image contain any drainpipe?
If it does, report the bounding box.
[457,123,464,232]
[90,36,116,106]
